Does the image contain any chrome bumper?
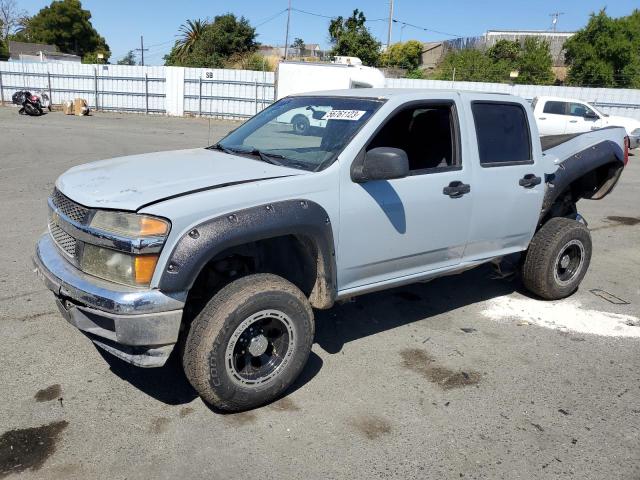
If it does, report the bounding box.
[33,234,186,367]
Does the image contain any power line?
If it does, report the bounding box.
[392,19,461,38]
[255,8,288,28]
[290,7,334,19]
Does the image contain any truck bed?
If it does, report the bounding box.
[540,127,625,152]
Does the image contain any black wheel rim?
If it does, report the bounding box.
[294,120,307,132]
[225,310,295,387]
[553,239,585,286]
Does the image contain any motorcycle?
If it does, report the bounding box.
[11,90,45,116]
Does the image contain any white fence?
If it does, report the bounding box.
[387,78,640,121]
[1,60,639,121]
[0,61,275,119]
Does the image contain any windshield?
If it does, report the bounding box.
[213,96,384,171]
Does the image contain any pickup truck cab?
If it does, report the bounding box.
[533,95,640,148]
[34,89,628,411]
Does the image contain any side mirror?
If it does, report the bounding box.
[351,147,409,183]
[584,111,599,119]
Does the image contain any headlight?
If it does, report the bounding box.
[82,244,158,287]
[90,211,169,237]
[82,211,170,287]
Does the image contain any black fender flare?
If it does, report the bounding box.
[158,199,337,309]
[540,139,625,221]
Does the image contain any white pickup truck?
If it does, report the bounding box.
[533,96,640,148]
[34,89,629,411]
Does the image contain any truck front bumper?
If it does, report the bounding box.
[33,234,186,367]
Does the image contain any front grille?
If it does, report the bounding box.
[51,188,90,224]
[49,222,77,257]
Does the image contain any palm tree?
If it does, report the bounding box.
[175,19,207,60]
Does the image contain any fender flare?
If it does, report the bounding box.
[158,199,337,309]
[540,139,625,221]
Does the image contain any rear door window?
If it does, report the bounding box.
[472,102,532,166]
[543,101,567,115]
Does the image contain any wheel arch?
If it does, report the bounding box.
[539,139,625,225]
[158,199,337,309]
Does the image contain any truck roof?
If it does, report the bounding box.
[290,88,514,100]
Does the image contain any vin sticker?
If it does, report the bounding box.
[322,110,366,121]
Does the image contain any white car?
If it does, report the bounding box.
[532,96,640,148]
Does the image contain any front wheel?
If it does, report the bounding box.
[521,217,592,300]
[183,273,314,411]
[291,115,310,135]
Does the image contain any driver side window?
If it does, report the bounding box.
[367,102,459,174]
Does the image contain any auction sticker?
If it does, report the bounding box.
[323,110,366,121]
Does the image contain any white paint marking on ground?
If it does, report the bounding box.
[481,295,640,338]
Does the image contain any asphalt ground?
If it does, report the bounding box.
[0,107,638,480]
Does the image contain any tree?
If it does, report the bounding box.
[0,34,8,60]
[564,9,640,88]
[382,40,424,69]
[173,18,207,62]
[0,0,27,40]
[291,37,305,50]
[516,38,554,85]
[117,50,136,65]
[432,48,509,82]
[487,39,520,65]
[19,0,110,60]
[165,13,257,68]
[329,9,381,66]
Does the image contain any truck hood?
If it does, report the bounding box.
[601,115,640,133]
[56,148,307,211]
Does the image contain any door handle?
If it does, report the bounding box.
[569,120,578,123]
[519,174,542,188]
[443,181,471,198]
[538,117,546,120]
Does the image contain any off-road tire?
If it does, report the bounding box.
[183,273,314,411]
[522,217,592,300]
[291,114,310,135]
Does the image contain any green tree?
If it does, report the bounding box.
[0,35,8,60]
[291,37,305,50]
[433,48,509,82]
[382,40,424,69]
[516,38,554,85]
[173,18,207,62]
[329,9,381,66]
[487,39,520,65]
[117,50,136,66]
[19,0,109,60]
[564,9,640,88]
[165,13,257,68]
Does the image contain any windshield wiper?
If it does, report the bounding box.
[208,144,289,167]
[208,143,235,155]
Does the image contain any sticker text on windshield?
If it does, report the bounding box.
[322,110,366,121]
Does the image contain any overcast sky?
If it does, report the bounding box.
[14,0,640,64]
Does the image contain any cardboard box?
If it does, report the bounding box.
[73,98,89,116]
[62,100,74,115]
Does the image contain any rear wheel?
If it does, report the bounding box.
[522,217,592,300]
[183,273,314,411]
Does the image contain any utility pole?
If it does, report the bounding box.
[549,12,565,32]
[387,0,394,48]
[135,35,149,66]
[284,0,291,60]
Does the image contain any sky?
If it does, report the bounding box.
[14,0,640,65]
